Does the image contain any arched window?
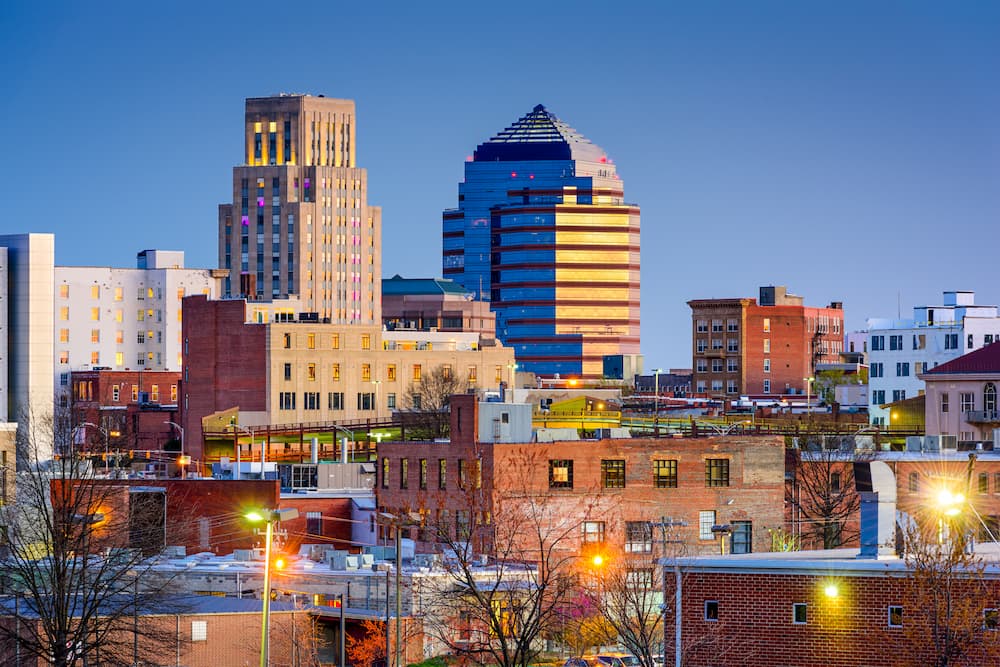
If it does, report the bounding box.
[985,383,997,414]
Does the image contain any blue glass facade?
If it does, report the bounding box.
[443,105,640,378]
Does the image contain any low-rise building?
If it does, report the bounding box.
[382,274,496,336]
[920,340,1000,448]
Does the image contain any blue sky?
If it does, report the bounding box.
[3,1,998,368]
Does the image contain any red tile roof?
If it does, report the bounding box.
[926,341,1000,375]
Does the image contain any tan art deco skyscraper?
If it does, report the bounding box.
[218,94,382,324]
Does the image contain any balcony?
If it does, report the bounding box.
[965,410,1000,424]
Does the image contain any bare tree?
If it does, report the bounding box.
[785,443,872,549]
[888,521,1000,667]
[418,448,607,667]
[401,365,464,440]
[586,549,663,667]
[0,406,184,666]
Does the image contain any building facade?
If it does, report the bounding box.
[377,395,786,557]
[868,290,1000,425]
[0,233,55,457]
[179,296,515,462]
[442,105,640,379]
[217,94,381,325]
[688,286,844,403]
[53,250,218,403]
[382,274,496,336]
[921,341,1000,447]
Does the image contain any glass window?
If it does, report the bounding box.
[601,459,626,488]
[625,521,652,553]
[705,459,730,487]
[888,606,903,628]
[704,601,719,621]
[581,521,605,544]
[438,459,447,489]
[548,460,573,488]
[653,459,678,488]
[699,510,716,540]
[793,603,807,625]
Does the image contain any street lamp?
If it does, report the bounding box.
[372,379,382,419]
[803,376,815,418]
[245,508,299,667]
[935,489,964,545]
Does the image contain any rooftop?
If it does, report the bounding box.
[382,274,474,298]
[474,104,607,163]
[925,341,1000,375]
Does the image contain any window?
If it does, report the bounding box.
[711,359,723,373]
[151,385,159,402]
[328,392,345,410]
[985,609,999,630]
[90,351,99,364]
[699,510,716,540]
[654,460,678,488]
[413,364,422,381]
[696,320,708,333]
[387,393,396,409]
[763,359,770,373]
[582,521,605,544]
[830,472,842,493]
[763,339,770,353]
[793,603,808,625]
[381,457,389,489]
[871,335,885,351]
[888,605,903,628]
[986,383,997,413]
[283,333,292,349]
[132,385,139,401]
[357,392,375,410]
[59,328,69,343]
[411,393,422,409]
[705,459,730,487]
[306,511,322,535]
[979,473,989,495]
[601,459,626,488]
[419,459,428,489]
[913,334,926,350]
[727,319,738,332]
[113,386,120,401]
[870,362,883,378]
[711,319,723,332]
[59,284,69,299]
[279,392,296,410]
[727,339,738,352]
[889,335,903,351]
[908,472,920,492]
[361,334,371,350]
[625,521,652,553]
[307,363,316,381]
[307,333,315,349]
[332,363,340,381]
[711,338,723,350]
[969,334,975,350]
[400,458,409,489]
[731,520,752,554]
[763,379,770,393]
[896,362,909,377]
[704,600,719,621]
[549,460,573,488]
[873,390,885,405]
[727,359,738,372]
[90,307,100,321]
[331,333,340,349]
[696,339,707,353]
[944,333,958,350]
[892,389,906,402]
[115,330,124,344]
[171,385,177,402]
[304,392,320,410]
[438,459,447,489]
[467,365,477,383]
[361,363,371,381]
[283,363,292,381]
[727,380,738,394]
[763,318,770,333]
[387,364,396,381]
[458,458,467,489]
[191,620,207,641]
[696,359,708,373]
[961,392,975,412]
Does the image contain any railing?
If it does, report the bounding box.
[965,410,1000,423]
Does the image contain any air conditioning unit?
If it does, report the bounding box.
[906,436,924,452]
[940,435,958,450]
[413,553,441,569]
[924,435,941,452]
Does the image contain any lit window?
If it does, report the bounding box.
[387,364,396,381]
[581,521,605,544]
[151,385,159,402]
[307,363,316,381]
[59,329,69,343]
[115,309,122,322]
[90,285,100,299]
[468,366,477,382]
[548,460,573,488]
[115,352,123,366]
[59,307,69,321]
[763,318,770,332]
[704,600,719,621]
[90,351,99,365]
[361,334,371,350]
[362,364,371,381]
[59,285,69,299]
[91,329,100,344]
[705,459,730,487]
[332,364,340,381]
[331,333,340,349]
[601,459,626,488]
[114,287,123,301]
[654,460,678,488]
[307,333,315,349]
[413,364,422,381]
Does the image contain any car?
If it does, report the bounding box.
[595,654,642,667]
[563,658,599,667]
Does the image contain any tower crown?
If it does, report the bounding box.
[473,105,606,163]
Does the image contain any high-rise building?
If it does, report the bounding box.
[0,233,55,457]
[218,94,382,324]
[688,286,845,402]
[442,105,640,379]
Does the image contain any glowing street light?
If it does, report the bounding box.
[245,507,298,667]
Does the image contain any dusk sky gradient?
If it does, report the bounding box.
[3,1,998,368]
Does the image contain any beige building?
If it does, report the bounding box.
[218,94,381,325]
[181,296,515,459]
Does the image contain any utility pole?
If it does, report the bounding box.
[649,517,687,667]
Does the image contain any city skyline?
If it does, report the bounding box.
[3,1,998,368]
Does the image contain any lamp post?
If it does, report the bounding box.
[506,362,518,403]
[377,512,420,667]
[372,379,382,419]
[246,508,299,667]
[163,421,188,477]
[935,489,964,546]
[803,376,815,421]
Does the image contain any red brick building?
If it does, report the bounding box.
[69,369,182,457]
[688,285,844,404]
[671,550,1000,667]
[377,395,786,556]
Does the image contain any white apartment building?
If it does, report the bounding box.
[54,250,219,403]
[868,290,1000,424]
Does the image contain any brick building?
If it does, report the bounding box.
[377,394,786,556]
[180,295,514,463]
[688,285,844,404]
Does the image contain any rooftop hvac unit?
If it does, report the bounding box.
[924,435,941,452]
[163,545,187,558]
[413,553,441,569]
[326,550,351,570]
[360,553,375,568]
[233,549,255,562]
[941,434,958,450]
[906,436,924,452]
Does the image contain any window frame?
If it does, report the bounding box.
[792,603,808,625]
[705,458,730,487]
[601,459,626,489]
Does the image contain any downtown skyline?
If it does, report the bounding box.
[3,1,998,368]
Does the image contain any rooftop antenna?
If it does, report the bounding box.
[897,290,901,319]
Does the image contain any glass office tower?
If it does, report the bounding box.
[443,105,640,379]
